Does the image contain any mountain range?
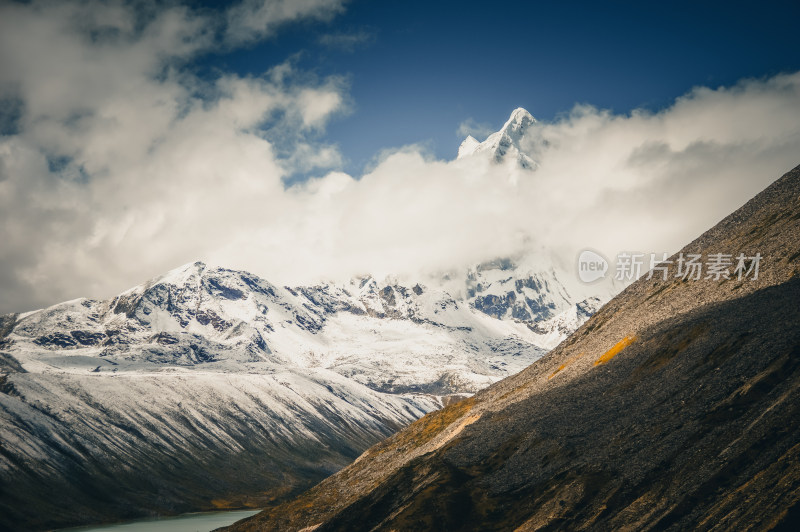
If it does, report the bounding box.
[0,111,608,532]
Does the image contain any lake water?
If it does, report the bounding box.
[64,509,261,532]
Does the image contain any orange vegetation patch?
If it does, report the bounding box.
[594,336,636,366]
[549,352,585,379]
[210,499,238,510]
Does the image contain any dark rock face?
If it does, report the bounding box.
[575,297,597,318]
[34,332,78,348]
[205,277,246,301]
[195,309,231,332]
[472,293,505,318]
[0,314,17,340]
[468,269,561,323]
[226,164,800,532]
[380,286,396,308]
[524,295,556,320]
[70,330,105,346]
[152,332,179,345]
[111,293,140,318]
[293,312,322,333]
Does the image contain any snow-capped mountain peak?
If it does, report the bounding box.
[503,107,536,133]
[457,107,538,169]
[153,260,206,286]
[457,135,481,158]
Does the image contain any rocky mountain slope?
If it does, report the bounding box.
[0,253,600,530]
[227,164,800,531]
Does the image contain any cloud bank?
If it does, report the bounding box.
[1,0,799,314]
[212,71,800,293]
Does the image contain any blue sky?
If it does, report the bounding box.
[195,0,800,174]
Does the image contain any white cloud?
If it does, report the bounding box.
[219,72,800,289]
[0,0,348,313]
[1,0,799,315]
[298,85,347,129]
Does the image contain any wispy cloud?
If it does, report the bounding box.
[225,0,346,46]
[317,29,374,51]
[457,118,496,140]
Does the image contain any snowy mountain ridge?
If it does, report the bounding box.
[8,260,599,389]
